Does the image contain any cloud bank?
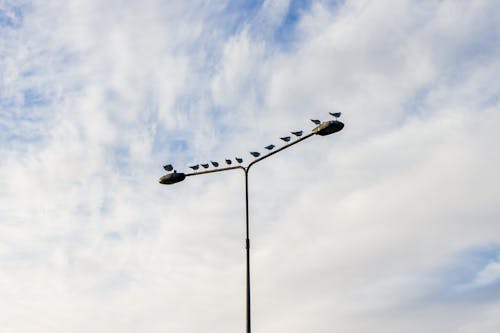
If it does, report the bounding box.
[1,0,500,332]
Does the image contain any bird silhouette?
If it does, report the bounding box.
[329,112,341,118]
[291,131,303,137]
[311,119,321,125]
[250,152,260,157]
[225,159,232,165]
[201,163,209,169]
[163,164,173,172]
[190,165,199,170]
[280,136,291,142]
[265,145,275,150]
[211,161,219,167]
[236,157,243,163]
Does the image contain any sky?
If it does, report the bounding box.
[1,0,500,332]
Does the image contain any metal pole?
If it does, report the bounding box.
[245,168,251,333]
[165,129,333,332]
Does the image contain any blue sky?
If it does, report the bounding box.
[1,0,500,332]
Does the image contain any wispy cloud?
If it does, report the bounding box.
[1,0,500,332]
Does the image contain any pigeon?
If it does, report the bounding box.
[280,136,291,142]
[163,164,173,172]
[311,119,321,125]
[201,163,209,169]
[329,112,341,118]
[250,152,260,158]
[225,159,232,165]
[291,131,303,137]
[265,145,275,150]
[190,165,199,170]
[211,161,219,167]
[236,157,243,163]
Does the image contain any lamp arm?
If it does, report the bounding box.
[247,132,315,171]
[185,165,245,177]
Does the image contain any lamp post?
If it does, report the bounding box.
[159,115,344,333]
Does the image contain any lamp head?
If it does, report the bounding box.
[312,120,344,136]
[159,171,186,185]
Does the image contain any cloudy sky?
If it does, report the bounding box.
[1,0,500,332]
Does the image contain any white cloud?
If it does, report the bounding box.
[1,0,500,332]
[459,254,500,290]
[472,259,500,288]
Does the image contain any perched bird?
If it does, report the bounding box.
[211,161,219,167]
[163,164,174,172]
[329,112,341,118]
[201,163,209,169]
[280,136,291,142]
[225,159,232,165]
[291,130,303,137]
[250,152,260,157]
[311,119,321,125]
[265,144,275,150]
[190,165,199,170]
[236,157,243,163]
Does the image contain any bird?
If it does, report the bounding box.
[236,157,243,163]
[225,159,232,165]
[211,161,219,167]
[311,119,321,125]
[329,112,341,118]
[201,163,209,169]
[250,152,260,157]
[291,131,303,137]
[280,136,291,142]
[190,165,199,170]
[265,144,275,150]
[163,164,173,172]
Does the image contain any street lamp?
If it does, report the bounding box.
[159,113,344,332]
